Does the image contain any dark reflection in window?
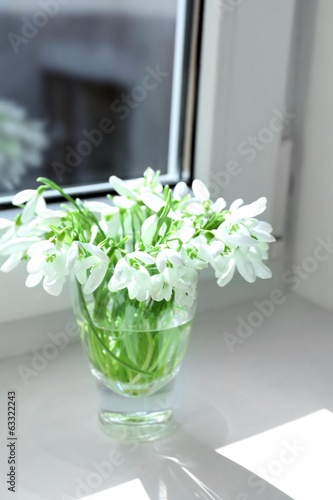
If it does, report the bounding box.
[0,1,178,197]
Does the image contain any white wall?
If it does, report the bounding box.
[196,0,296,226]
[292,0,333,310]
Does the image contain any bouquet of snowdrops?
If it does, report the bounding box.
[0,168,274,306]
[0,168,275,391]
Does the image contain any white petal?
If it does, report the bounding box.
[130,251,155,265]
[156,251,167,272]
[230,199,244,211]
[248,255,272,279]
[141,193,165,213]
[192,179,210,202]
[179,224,195,243]
[89,224,99,244]
[28,240,54,257]
[211,197,227,212]
[38,207,65,219]
[84,201,113,213]
[151,274,164,301]
[165,249,183,267]
[66,242,79,271]
[12,189,36,205]
[43,275,65,296]
[173,182,189,200]
[80,243,108,262]
[109,176,137,198]
[0,237,39,256]
[237,197,267,218]
[74,255,99,272]
[186,202,204,215]
[0,218,13,230]
[127,280,139,300]
[21,195,39,223]
[217,259,236,287]
[83,262,108,294]
[35,195,46,215]
[209,240,225,258]
[113,196,135,209]
[134,268,151,290]
[0,253,23,272]
[235,252,256,283]
[75,269,87,285]
[26,271,44,287]
[27,254,45,274]
[141,215,157,246]
[163,267,180,287]
[135,286,149,302]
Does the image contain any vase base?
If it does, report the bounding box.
[99,409,174,441]
[96,379,177,441]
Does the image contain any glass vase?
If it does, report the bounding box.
[71,280,196,440]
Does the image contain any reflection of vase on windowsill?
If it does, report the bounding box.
[0,168,275,440]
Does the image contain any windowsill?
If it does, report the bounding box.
[0,292,332,499]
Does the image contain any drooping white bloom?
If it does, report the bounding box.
[150,274,172,302]
[227,197,268,223]
[182,234,224,270]
[173,181,189,200]
[154,248,199,307]
[186,179,226,215]
[79,243,109,294]
[109,251,154,301]
[0,218,15,244]
[25,240,68,296]
[109,167,163,203]
[12,189,46,223]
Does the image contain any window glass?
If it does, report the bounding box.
[0,0,196,202]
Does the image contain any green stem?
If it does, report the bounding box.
[76,282,153,377]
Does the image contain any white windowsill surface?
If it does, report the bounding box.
[1,291,333,499]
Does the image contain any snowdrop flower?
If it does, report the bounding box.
[178,219,196,243]
[214,222,258,248]
[173,181,190,201]
[84,201,114,215]
[25,240,68,296]
[186,179,227,215]
[78,243,109,294]
[109,251,154,302]
[0,228,32,273]
[0,218,15,244]
[174,285,197,308]
[141,215,158,246]
[141,192,165,213]
[150,274,172,302]
[12,189,46,223]
[212,244,272,287]
[182,234,224,269]
[109,168,163,203]
[156,248,198,306]
[109,175,140,199]
[245,219,276,243]
[0,236,40,274]
[227,197,268,223]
